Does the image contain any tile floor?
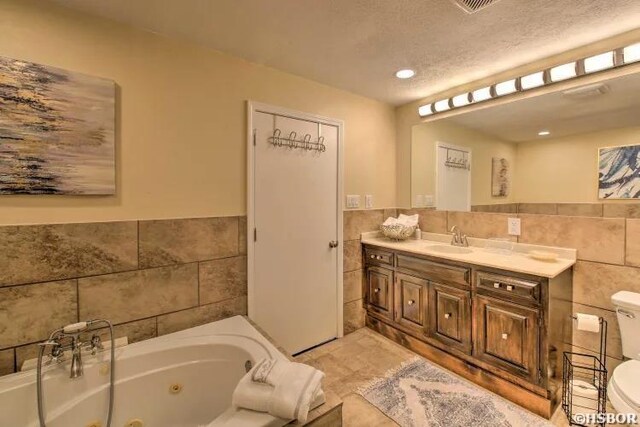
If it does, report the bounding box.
[295,327,569,427]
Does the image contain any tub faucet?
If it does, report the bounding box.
[39,321,105,379]
[450,225,469,247]
[69,335,83,378]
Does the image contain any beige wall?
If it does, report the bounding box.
[411,121,517,207]
[0,0,396,225]
[395,28,640,208]
[514,127,640,203]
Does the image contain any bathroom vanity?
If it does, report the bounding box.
[361,233,575,418]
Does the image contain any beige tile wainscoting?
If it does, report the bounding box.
[0,216,248,376]
[0,210,389,376]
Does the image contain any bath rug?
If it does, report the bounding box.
[358,357,552,427]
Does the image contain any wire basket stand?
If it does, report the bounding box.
[562,316,608,426]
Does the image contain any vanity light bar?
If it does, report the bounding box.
[418,43,640,117]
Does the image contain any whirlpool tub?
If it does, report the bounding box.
[0,316,325,427]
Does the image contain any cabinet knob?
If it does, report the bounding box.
[374,288,380,293]
[377,255,384,260]
[502,333,508,340]
[493,282,501,289]
[370,255,376,259]
[444,313,452,319]
[506,285,514,291]
[407,300,415,306]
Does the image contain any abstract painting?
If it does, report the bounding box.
[491,157,509,197]
[598,144,640,199]
[0,57,115,195]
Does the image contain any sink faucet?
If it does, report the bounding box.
[450,225,469,247]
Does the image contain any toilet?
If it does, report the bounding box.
[608,291,640,416]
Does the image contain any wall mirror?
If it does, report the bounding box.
[411,70,640,212]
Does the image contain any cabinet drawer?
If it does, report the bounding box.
[474,295,540,384]
[477,272,540,304]
[365,266,394,319]
[396,254,470,287]
[364,247,394,267]
[394,273,428,332]
[428,283,472,354]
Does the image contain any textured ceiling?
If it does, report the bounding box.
[48,0,640,105]
[445,73,640,142]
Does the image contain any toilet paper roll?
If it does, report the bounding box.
[575,313,600,333]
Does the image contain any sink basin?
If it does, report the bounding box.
[425,245,473,255]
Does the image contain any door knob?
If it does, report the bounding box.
[329,240,338,248]
[407,300,415,306]
[444,313,452,319]
[374,288,380,293]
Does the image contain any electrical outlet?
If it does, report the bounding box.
[415,195,425,207]
[365,195,373,209]
[424,195,434,207]
[508,217,521,236]
[346,195,360,209]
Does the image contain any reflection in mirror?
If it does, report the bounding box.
[411,71,640,212]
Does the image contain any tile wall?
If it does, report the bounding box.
[0,217,247,375]
[2,204,637,377]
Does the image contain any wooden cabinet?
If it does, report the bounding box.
[364,265,394,319]
[362,243,572,419]
[394,273,428,332]
[474,294,540,383]
[428,282,472,354]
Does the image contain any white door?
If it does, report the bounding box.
[248,103,342,355]
[436,142,471,212]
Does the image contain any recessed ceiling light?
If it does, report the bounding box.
[538,130,551,136]
[395,69,416,79]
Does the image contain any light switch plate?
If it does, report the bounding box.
[424,195,434,207]
[346,195,360,209]
[365,195,373,209]
[508,217,521,236]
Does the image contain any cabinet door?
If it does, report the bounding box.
[428,282,472,354]
[475,295,540,383]
[394,273,428,332]
[365,266,393,319]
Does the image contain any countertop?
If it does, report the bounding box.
[361,232,576,278]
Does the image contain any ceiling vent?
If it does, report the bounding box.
[452,0,502,13]
[562,83,610,100]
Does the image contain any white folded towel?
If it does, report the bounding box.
[268,362,324,423]
[383,214,419,227]
[232,359,325,424]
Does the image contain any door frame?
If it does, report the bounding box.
[435,141,472,211]
[246,101,345,338]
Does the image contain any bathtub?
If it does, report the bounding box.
[0,316,305,427]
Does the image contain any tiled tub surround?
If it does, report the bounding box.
[0,216,248,376]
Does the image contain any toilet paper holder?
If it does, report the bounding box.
[562,315,608,427]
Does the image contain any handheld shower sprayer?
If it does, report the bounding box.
[36,319,116,427]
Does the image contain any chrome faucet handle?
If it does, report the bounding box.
[89,334,103,355]
[450,225,460,244]
[39,339,64,363]
[461,234,469,247]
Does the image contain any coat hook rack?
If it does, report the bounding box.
[267,128,326,153]
[444,147,470,170]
